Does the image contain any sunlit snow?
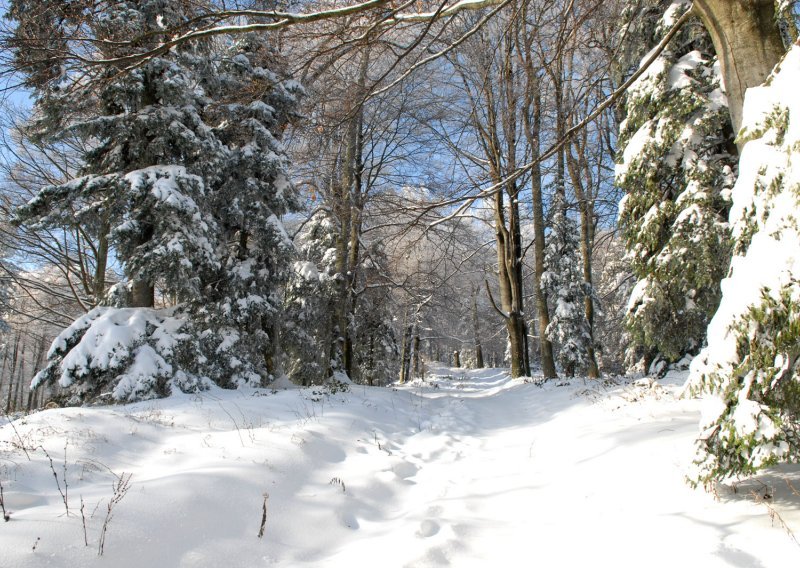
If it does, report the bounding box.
[2,365,798,567]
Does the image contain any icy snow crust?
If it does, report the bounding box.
[2,365,799,567]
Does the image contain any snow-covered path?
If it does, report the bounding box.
[2,366,799,566]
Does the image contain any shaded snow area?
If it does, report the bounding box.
[2,365,799,567]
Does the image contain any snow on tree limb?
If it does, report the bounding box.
[58,0,508,70]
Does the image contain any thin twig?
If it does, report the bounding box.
[749,487,800,548]
[39,445,70,516]
[2,409,31,460]
[98,473,132,556]
[257,493,269,539]
[80,496,88,546]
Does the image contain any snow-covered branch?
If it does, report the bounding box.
[83,0,508,69]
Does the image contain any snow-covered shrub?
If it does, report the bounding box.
[687,46,800,486]
[616,1,735,372]
[32,307,210,404]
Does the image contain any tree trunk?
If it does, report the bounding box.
[472,289,484,368]
[399,307,412,383]
[412,329,421,378]
[5,334,20,413]
[26,335,46,411]
[529,96,557,379]
[94,218,110,301]
[566,137,600,379]
[12,342,25,412]
[332,50,368,378]
[129,216,156,307]
[453,350,460,368]
[489,34,530,379]
[692,0,785,136]
[517,21,557,379]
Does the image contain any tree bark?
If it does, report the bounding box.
[411,327,421,378]
[399,307,412,383]
[94,218,110,301]
[472,288,484,368]
[5,334,20,413]
[12,342,25,412]
[517,15,557,380]
[566,135,600,379]
[130,221,155,308]
[332,48,369,378]
[692,0,785,136]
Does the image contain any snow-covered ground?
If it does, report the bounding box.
[2,365,799,567]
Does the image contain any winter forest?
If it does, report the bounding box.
[1,0,800,565]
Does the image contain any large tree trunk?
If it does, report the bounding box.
[130,279,154,308]
[332,49,369,378]
[130,221,155,308]
[496,34,531,379]
[692,0,785,136]
[517,15,557,380]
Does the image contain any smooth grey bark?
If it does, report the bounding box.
[517,10,557,380]
[692,0,785,136]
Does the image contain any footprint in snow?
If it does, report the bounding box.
[416,519,440,538]
[340,510,360,529]
[391,459,419,479]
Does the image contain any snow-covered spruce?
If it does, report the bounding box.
[283,212,341,385]
[542,192,593,376]
[616,1,735,374]
[32,307,210,405]
[284,212,398,386]
[687,45,800,486]
[191,35,302,389]
[13,1,301,401]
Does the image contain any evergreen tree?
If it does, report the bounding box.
[616,0,736,374]
[687,44,800,485]
[284,212,398,386]
[349,243,399,386]
[193,36,302,387]
[283,212,340,386]
[542,193,593,376]
[10,1,300,402]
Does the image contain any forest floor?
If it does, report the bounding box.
[1,365,799,567]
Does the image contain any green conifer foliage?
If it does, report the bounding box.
[688,45,800,485]
[10,1,301,401]
[616,1,735,372]
[542,193,593,376]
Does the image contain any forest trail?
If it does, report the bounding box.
[2,366,800,567]
[330,366,800,567]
